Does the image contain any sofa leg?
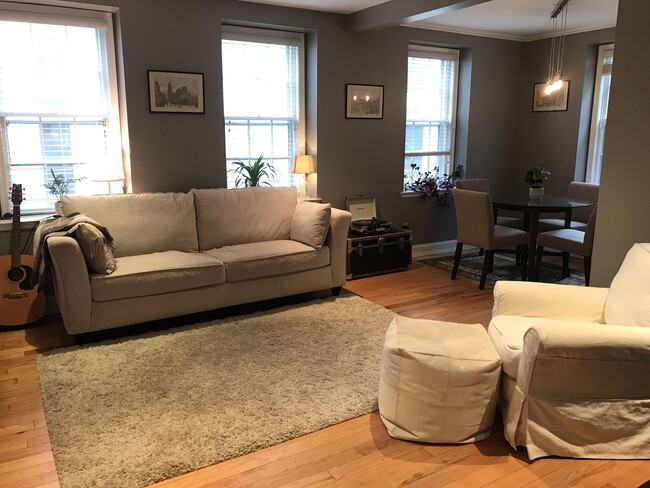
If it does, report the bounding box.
[331,286,342,296]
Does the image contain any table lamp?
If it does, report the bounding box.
[292,155,316,199]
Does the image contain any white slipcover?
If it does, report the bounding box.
[488,243,650,460]
[378,316,501,444]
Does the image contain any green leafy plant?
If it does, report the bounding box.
[228,153,277,188]
[43,169,85,201]
[523,163,550,188]
[404,163,464,207]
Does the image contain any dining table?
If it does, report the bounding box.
[491,194,595,280]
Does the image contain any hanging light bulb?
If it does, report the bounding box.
[546,1,570,94]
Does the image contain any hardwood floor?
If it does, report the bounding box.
[1,263,648,487]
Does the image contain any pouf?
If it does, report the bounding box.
[378,315,502,444]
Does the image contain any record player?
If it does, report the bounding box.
[346,196,393,236]
[345,196,412,279]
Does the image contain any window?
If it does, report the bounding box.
[0,3,124,214]
[403,45,459,191]
[585,43,614,184]
[221,26,304,188]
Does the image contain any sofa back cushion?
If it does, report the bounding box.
[604,243,650,327]
[61,193,199,257]
[192,187,297,250]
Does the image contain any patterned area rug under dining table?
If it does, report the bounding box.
[419,252,585,287]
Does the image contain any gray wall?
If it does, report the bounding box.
[513,28,615,198]
[591,0,650,286]
[0,0,621,253]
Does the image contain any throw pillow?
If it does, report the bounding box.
[290,202,331,249]
[604,243,650,327]
[73,223,116,275]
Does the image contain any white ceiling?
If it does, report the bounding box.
[238,0,618,41]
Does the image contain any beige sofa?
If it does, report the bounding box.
[488,243,650,460]
[47,187,351,335]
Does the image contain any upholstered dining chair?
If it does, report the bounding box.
[452,188,530,290]
[538,181,599,232]
[456,179,523,229]
[534,205,597,285]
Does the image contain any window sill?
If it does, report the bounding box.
[401,191,422,199]
[0,213,51,231]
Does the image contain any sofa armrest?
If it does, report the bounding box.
[492,281,608,323]
[325,208,352,287]
[47,236,92,334]
[517,322,650,398]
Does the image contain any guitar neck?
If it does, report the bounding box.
[11,204,21,269]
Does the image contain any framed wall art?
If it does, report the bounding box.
[532,81,570,112]
[345,84,384,119]
[148,70,205,113]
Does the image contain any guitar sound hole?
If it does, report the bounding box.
[6,266,26,283]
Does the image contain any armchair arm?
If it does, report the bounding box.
[517,322,650,399]
[47,236,92,334]
[325,208,352,287]
[492,281,608,323]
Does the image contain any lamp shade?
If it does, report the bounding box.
[292,155,316,174]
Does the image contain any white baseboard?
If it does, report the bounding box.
[412,240,478,260]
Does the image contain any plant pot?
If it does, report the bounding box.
[54,201,63,216]
[529,186,544,200]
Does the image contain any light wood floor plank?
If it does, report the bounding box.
[2,263,649,488]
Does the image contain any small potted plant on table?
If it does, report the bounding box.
[524,163,550,199]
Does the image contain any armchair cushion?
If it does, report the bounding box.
[605,243,650,327]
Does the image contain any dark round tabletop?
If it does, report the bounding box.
[492,195,594,212]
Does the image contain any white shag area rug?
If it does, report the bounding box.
[37,295,395,488]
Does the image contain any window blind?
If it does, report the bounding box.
[0,4,121,213]
[404,45,459,189]
[222,27,304,189]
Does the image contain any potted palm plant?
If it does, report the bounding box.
[228,153,277,187]
[43,169,85,215]
[523,163,550,199]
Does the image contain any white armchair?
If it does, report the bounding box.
[488,243,650,460]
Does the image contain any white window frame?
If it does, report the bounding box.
[403,45,459,194]
[0,2,123,215]
[585,43,614,184]
[221,25,305,189]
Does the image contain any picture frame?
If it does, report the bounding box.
[532,81,570,112]
[148,70,204,113]
[345,84,384,119]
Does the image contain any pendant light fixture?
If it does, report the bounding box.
[545,0,570,95]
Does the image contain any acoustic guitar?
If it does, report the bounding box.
[0,184,46,326]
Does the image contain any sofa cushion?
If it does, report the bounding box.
[73,223,116,275]
[91,251,225,302]
[291,202,331,249]
[61,193,198,258]
[605,243,650,327]
[192,187,297,250]
[205,240,330,282]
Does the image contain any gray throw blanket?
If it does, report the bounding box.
[31,213,115,288]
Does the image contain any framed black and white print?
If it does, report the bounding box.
[345,84,384,119]
[148,70,205,113]
[532,81,570,112]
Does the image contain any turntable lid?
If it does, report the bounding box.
[346,195,376,221]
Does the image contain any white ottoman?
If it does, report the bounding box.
[378,315,501,444]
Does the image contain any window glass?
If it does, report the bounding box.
[404,46,459,191]
[585,43,614,184]
[0,6,123,213]
[221,27,304,188]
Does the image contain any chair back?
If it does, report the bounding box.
[452,188,494,249]
[456,179,491,193]
[567,182,599,223]
[583,204,598,256]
